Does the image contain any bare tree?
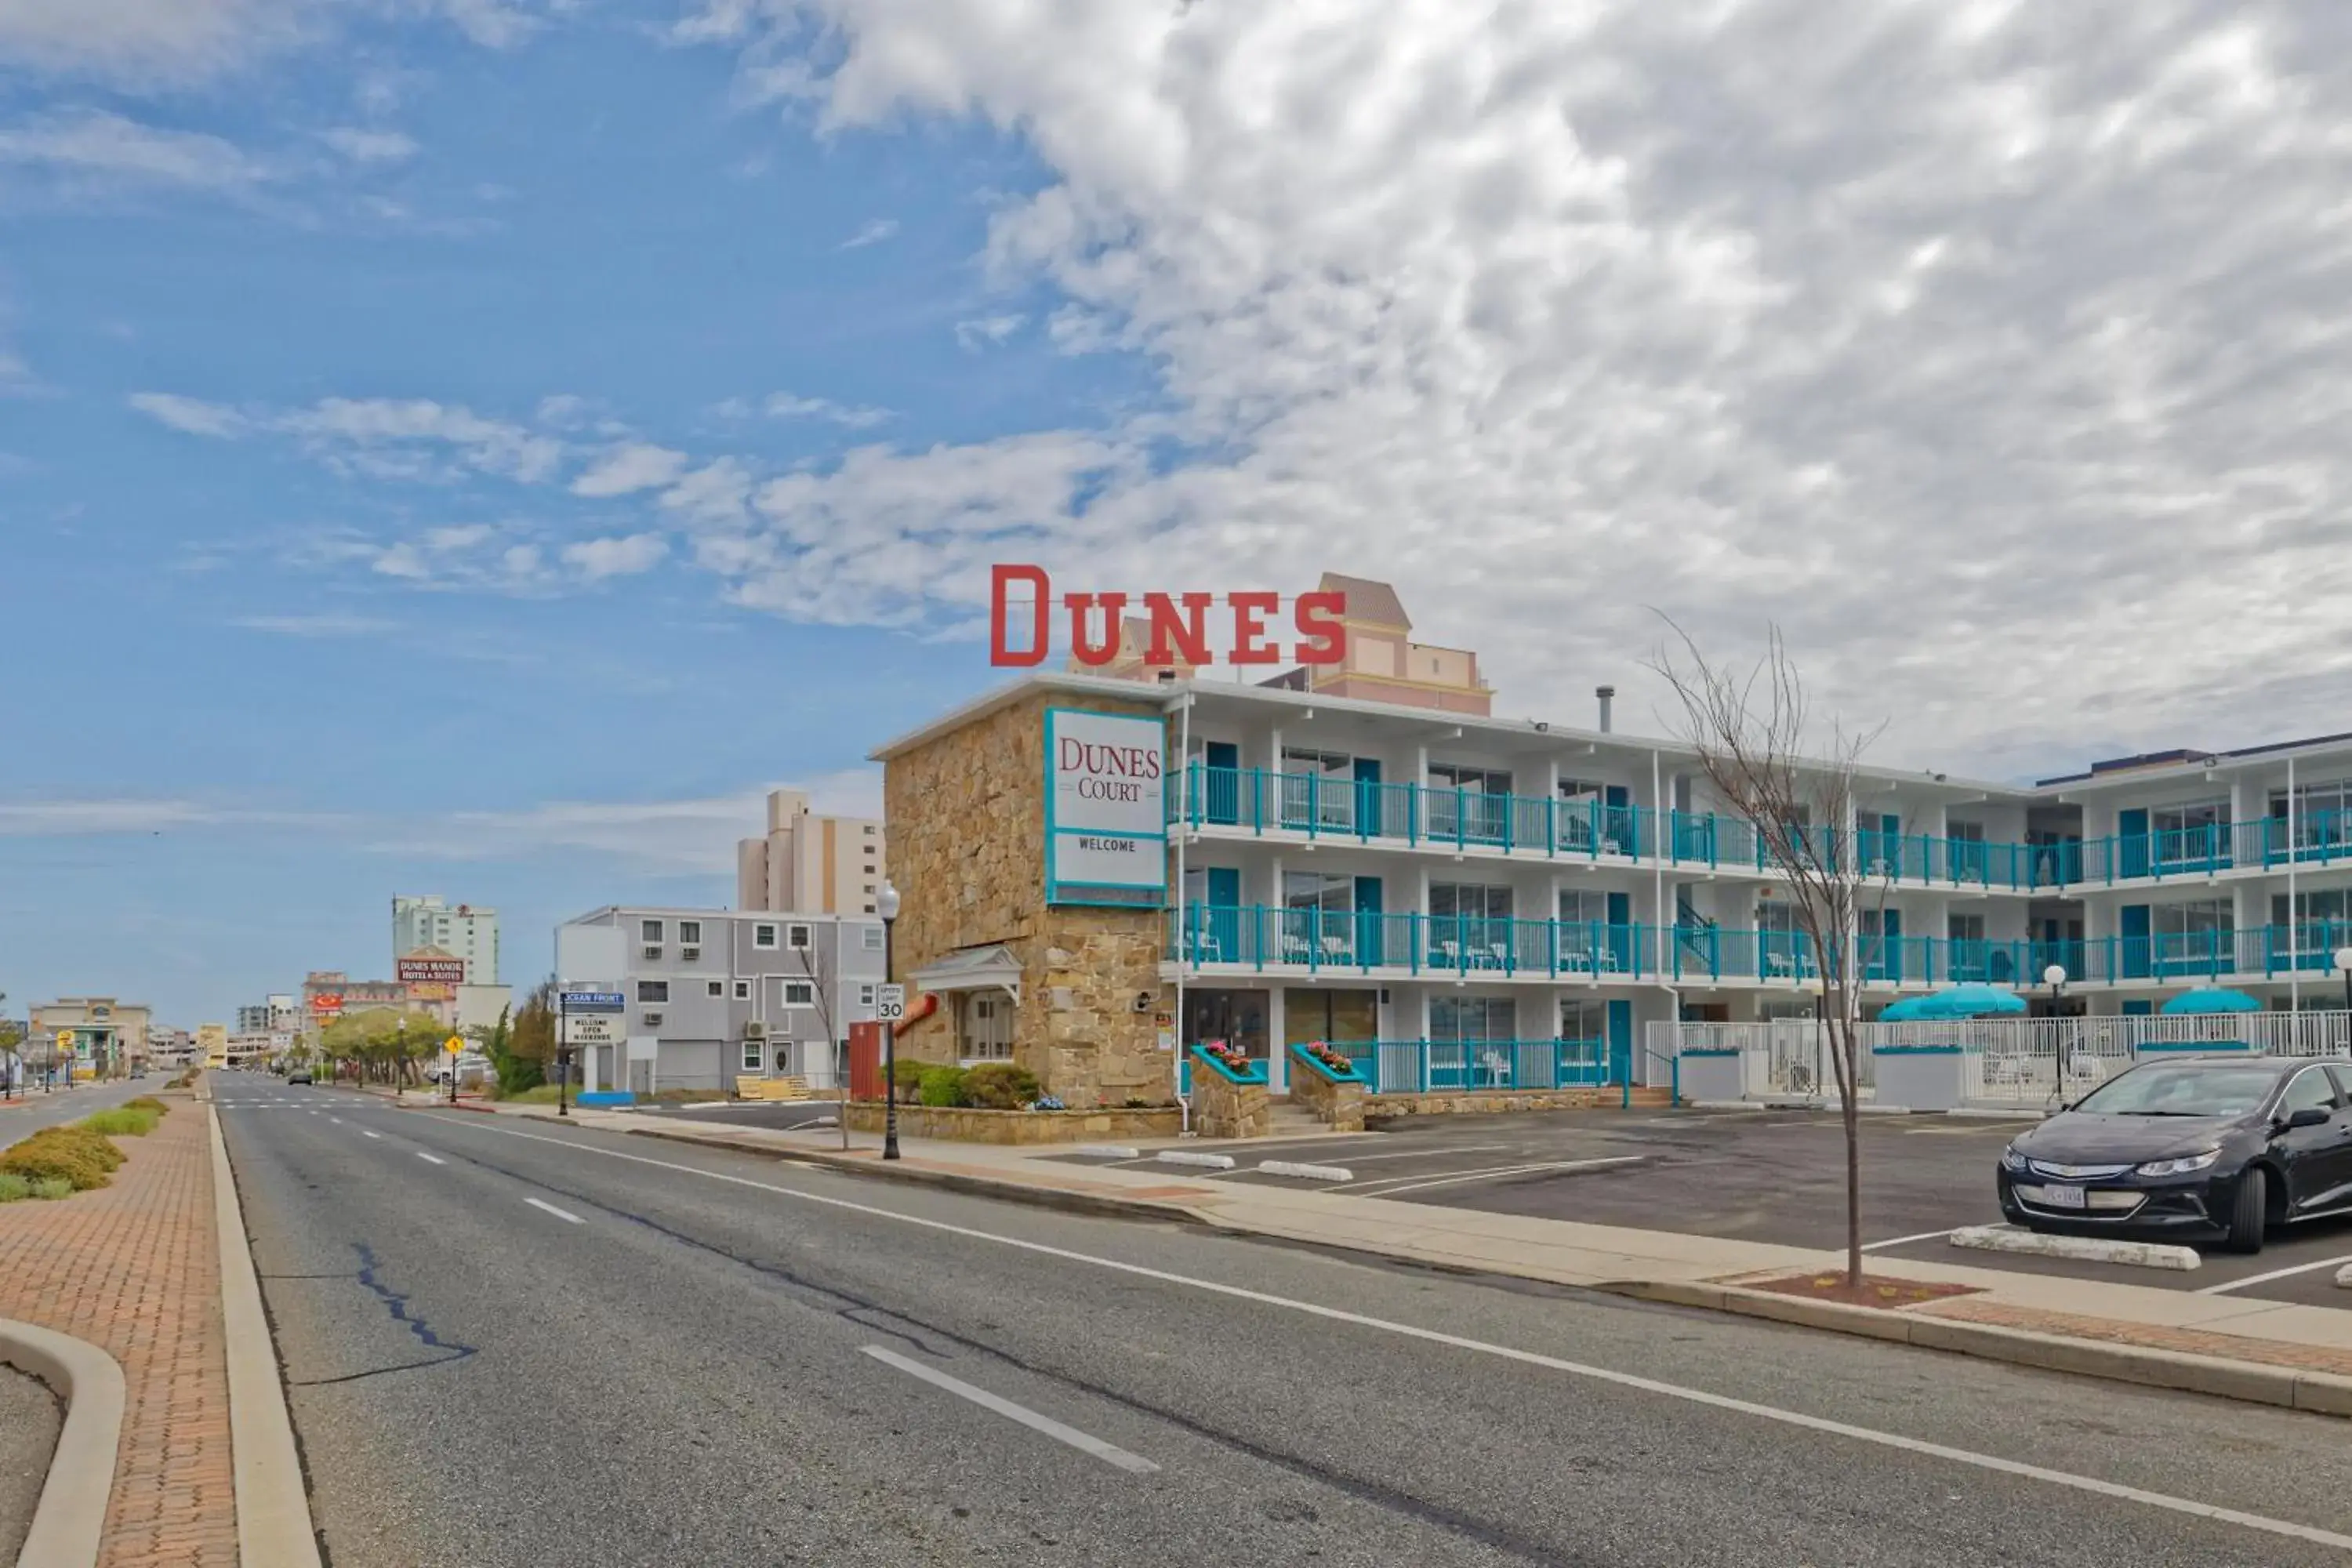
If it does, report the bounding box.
[1650,619,1892,1287]
[788,939,848,1151]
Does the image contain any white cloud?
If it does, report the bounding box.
[763,392,891,429]
[0,798,344,835]
[230,613,397,637]
[129,392,247,437]
[953,313,1024,350]
[382,771,884,871]
[561,532,670,579]
[0,109,270,191]
[321,126,419,163]
[659,458,756,525]
[0,0,307,88]
[840,216,898,249]
[278,397,564,483]
[572,442,690,496]
[641,1,2352,770]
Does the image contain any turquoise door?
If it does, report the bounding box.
[1875,814,1900,877]
[1206,867,1240,961]
[1606,1000,1633,1085]
[1606,891,1632,973]
[1605,785,1634,855]
[1872,907,1903,979]
[1203,741,1240,826]
[1352,757,1381,839]
[2120,904,2151,980]
[2122,999,2153,1017]
[1353,877,1384,967]
[2118,808,2149,879]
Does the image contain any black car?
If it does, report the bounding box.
[1998,1054,2352,1253]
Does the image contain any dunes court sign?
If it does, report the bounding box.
[1044,708,1168,906]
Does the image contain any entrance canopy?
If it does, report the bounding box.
[910,945,1024,1002]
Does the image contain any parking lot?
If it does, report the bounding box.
[1058,1108,2352,1308]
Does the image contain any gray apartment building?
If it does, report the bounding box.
[554,906,887,1094]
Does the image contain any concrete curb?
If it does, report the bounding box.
[616,1126,1208,1226]
[209,1106,323,1568]
[1603,1279,2352,1418]
[1949,1223,2201,1272]
[0,1317,125,1568]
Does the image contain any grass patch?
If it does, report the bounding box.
[0,1125,125,1192]
[0,1172,27,1203]
[31,1177,72,1200]
[493,1082,572,1104]
[81,1105,162,1138]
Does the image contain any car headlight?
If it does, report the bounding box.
[2134,1149,2223,1178]
[2000,1145,2029,1171]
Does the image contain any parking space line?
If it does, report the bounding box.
[1322,1143,1515,1165]
[1341,1156,1643,1198]
[416,1152,446,1166]
[860,1345,1159,1474]
[361,1131,382,1140]
[2192,1252,2352,1296]
[1860,1229,1955,1252]
[525,1197,584,1225]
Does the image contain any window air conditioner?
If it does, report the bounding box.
[642,1011,664,1028]
[681,946,701,960]
[742,1022,766,1040]
[643,946,662,960]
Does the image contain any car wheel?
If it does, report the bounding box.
[2223,1168,2267,1254]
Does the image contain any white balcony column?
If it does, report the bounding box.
[1267,724,1284,775]
[2233,882,2253,977]
[1265,985,1287,1086]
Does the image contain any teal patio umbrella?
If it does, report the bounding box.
[1888,985,2026,1022]
[2161,986,2261,1015]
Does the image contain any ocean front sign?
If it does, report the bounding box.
[989,564,1346,669]
[1044,707,1167,907]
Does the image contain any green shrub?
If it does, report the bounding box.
[0,1172,28,1203]
[0,1127,121,1191]
[82,1106,161,1138]
[916,1064,970,1108]
[961,1063,1040,1110]
[31,1178,71,1200]
[123,1096,168,1117]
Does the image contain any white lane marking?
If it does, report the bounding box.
[2194,1253,2352,1296]
[421,1114,2352,1555]
[1339,1156,1642,1198]
[859,1345,1158,1475]
[1861,1229,1957,1252]
[416,1152,446,1166]
[329,1117,343,1125]
[525,1197,584,1225]
[361,1131,382,1140]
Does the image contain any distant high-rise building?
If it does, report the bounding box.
[391,895,500,985]
[736,789,886,916]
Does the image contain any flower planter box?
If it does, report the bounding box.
[1189,1047,1269,1086]
[1287,1044,1369,1085]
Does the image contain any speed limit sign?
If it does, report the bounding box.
[875,984,906,1022]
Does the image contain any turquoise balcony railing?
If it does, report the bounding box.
[1343,1038,1614,1094]
[1174,765,2352,892]
[1167,904,1651,978]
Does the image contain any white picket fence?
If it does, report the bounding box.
[1653,1010,2352,1106]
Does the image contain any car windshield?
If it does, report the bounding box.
[2071,1063,2277,1118]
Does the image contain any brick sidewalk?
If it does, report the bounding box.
[0,1095,236,1566]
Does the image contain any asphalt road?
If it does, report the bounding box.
[1071,1108,2352,1307]
[219,1082,2352,1567]
[0,1364,60,1566]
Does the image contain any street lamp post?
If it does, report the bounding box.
[877,880,902,1161]
[557,989,571,1119]
[2044,963,2070,1079]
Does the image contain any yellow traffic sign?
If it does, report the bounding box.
[444,1035,465,1055]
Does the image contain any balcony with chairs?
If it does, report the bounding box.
[1167,904,1650,980]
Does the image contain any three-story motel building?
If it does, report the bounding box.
[878,575,2352,1105]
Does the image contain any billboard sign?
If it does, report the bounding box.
[309,993,344,1019]
[397,955,468,986]
[1044,707,1167,906]
[561,991,625,1012]
[561,1011,623,1047]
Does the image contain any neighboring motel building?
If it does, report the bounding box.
[31,998,152,1079]
[555,908,887,1094]
[875,578,2352,1107]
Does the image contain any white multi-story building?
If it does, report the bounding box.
[554,907,887,1095]
[1158,677,2352,1091]
[735,789,886,916]
[392,896,500,985]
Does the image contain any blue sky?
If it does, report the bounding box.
[9,2,2352,1024]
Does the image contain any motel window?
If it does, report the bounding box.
[863,825,876,835]
[637,981,669,1004]
[742,1042,764,1072]
[680,920,702,945]
[641,919,663,942]
[862,925,884,951]
[788,924,812,949]
[961,995,1013,1061]
[734,981,751,1000]
[706,981,724,998]
[753,924,777,949]
[783,982,814,1007]
[2152,800,2229,863]
[1559,997,1606,1044]
[1558,888,1609,927]
[2274,781,2352,844]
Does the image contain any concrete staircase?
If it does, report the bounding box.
[1268,1098,1327,1134]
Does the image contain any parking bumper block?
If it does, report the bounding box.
[1950,1223,2201,1272]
